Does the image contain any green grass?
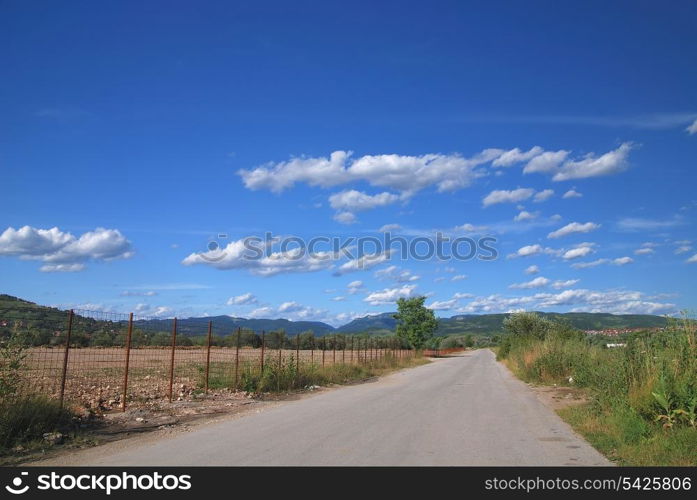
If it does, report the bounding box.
[0,395,74,455]
[498,313,696,466]
[199,354,428,394]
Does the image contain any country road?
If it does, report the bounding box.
[37,349,611,466]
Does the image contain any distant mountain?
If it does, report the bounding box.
[335,312,396,334]
[0,294,673,341]
[135,315,335,336]
[337,311,670,336]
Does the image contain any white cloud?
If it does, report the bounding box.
[347,280,365,294]
[378,223,401,232]
[533,189,554,202]
[120,290,158,297]
[562,189,582,199]
[451,274,467,282]
[686,254,697,263]
[331,296,346,302]
[238,149,504,194]
[674,245,692,255]
[552,142,632,181]
[454,223,489,232]
[634,247,655,255]
[492,146,543,167]
[551,279,579,289]
[248,306,275,318]
[227,293,258,306]
[453,292,474,299]
[426,299,458,311]
[548,222,600,239]
[571,258,609,269]
[617,216,684,231]
[0,226,133,271]
[133,303,173,318]
[39,263,86,273]
[364,284,418,305]
[525,265,540,275]
[514,210,539,222]
[562,243,596,260]
[509,276,551,289]
[333,252,390,276]
[182,236,335,276]
[374,265,419,283]
[329,190,401,223]
[334,211,357,224]
[482,188,535,207]
[613,256,634,266]
[508,244,544,258]
[523,150,569,174]
[686,119,697,135]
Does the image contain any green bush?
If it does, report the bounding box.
[0,395,73,452]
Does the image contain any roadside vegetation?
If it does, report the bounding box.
[222,353,428,394]
[0,327,76,457]
[497,312,697,465]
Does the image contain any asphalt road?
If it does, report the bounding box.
[45,349,611,466]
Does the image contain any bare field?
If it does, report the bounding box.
[22,347,399,412]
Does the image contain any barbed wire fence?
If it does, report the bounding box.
[1,309,414,412]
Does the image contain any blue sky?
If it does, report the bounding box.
[1,1,696,325]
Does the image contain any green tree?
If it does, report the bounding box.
[393,296,438,349]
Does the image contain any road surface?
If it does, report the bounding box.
[40,349,611,466]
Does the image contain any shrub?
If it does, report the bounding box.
[0,395,73,452]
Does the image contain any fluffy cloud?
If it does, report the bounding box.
[426,299,458,311]
[226,293,258,306]
[0,226,133,271]
[329,190,401,223]
[552,143,632,181]
[533,189,554,202]
[562,189,582,199]
[513,210,539,222]
[492,146,543,167]
[238,149,505,194]
[364,285,418,305]
[508,244,544,258]
[482,188,535,207]
[333,252,390,276]
[674,245,692,255]
[548,222,600,239]
[525,265,540,275]
[374,265,419,283]
[562,243,595,260]
[634,247,655,256]
[334,211,357,224]
[509,276,550,289]
[378,223,401,232]
[551,279,579,289]
[451,274,467,282]
[182,236,335,276]
[571,256,632,269]
[347,280,365,294]
[686,254,697,263]
[454,223,489,232]
[523,150,569,174]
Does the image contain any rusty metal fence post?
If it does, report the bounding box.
[311,334,314,364]
[260,331,266,374]
[168,317,177,403]
[234,327,241,389]
[342,335,346,364]
[121,312,133,411]
[332,334,336,364]
[204,320,213,394]
[322,337,325,367]
[59,309,74,408]
[295,334,300,380]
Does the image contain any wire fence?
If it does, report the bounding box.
[2,309,414,412]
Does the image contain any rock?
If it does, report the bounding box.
[42,432,63,445]
[135,417,146,423]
